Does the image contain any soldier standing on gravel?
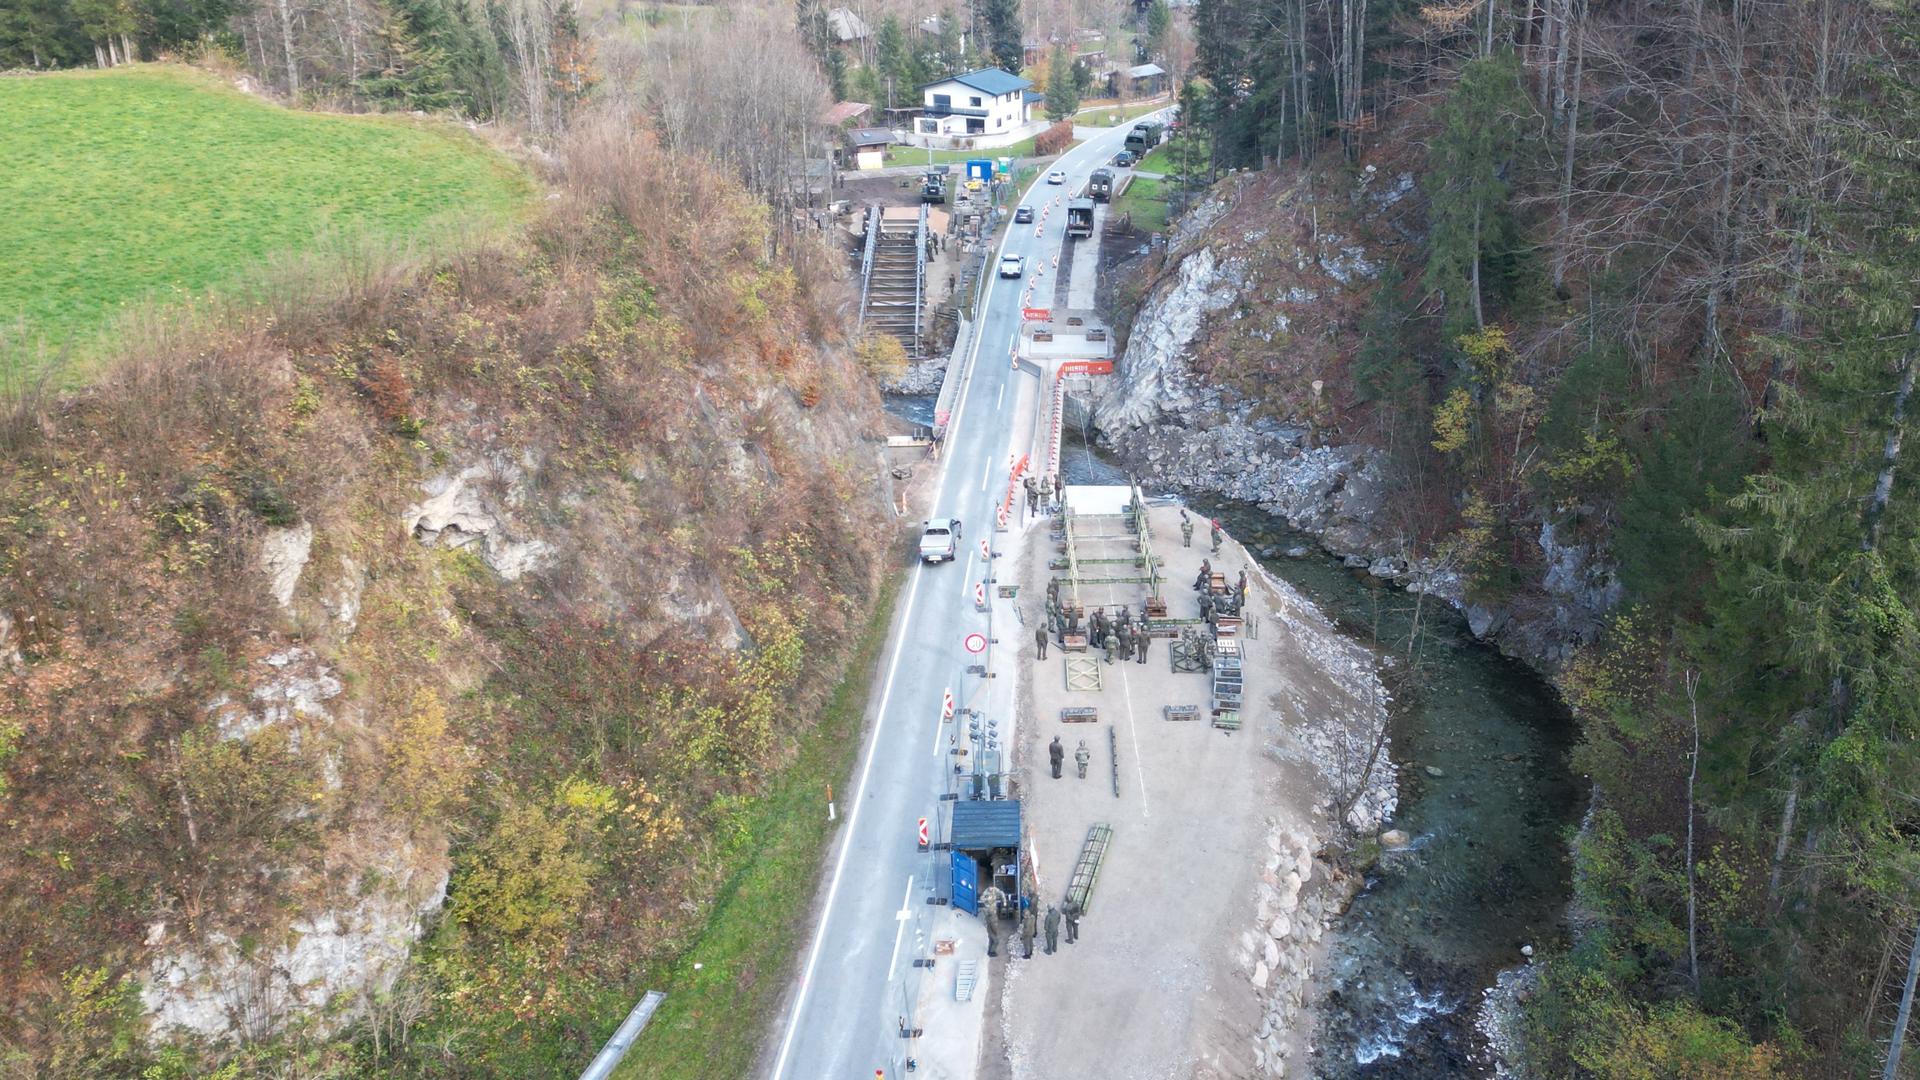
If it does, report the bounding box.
[1211,519,1225,554]
[1136,629,1151,664]
[1035,626,1048,659]
[1050,736,1065,779]
[1043,905,1061,955]
[1064,901,1081,944]
[1180,511,1194,548]
[1102,630,1118,664]
[1074,739,1090,778]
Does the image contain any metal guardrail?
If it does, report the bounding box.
[914,204,928,358]
[579,991,665,1080]
[929,217,1001,436]
[856,205,880,330]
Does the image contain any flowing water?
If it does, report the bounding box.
[1062,426,1581,1075]
[883,393,938,429]
[1204,504,1581,1077]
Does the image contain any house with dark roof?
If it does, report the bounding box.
[915,68,1035,139]
[843,125,896,169]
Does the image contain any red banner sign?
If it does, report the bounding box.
[1022,307,1052,322]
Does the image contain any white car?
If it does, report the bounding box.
[1047,170,1066,185]
[998,254,1025,278]
[919,518,962,563]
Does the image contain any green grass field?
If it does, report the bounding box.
[884,134,1065,167]
[0,65,528,372]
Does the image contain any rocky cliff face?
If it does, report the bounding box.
[1094,173,1619,667]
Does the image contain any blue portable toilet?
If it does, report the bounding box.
[965,158,993,183]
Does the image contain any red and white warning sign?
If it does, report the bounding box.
[917,817,929,846]
[979,537,991,559]
[964,632,988,654]
[942,687,955,719]
[973,581,987,609]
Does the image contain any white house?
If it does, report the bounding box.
[915,68,1034,139]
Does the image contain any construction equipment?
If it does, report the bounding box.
[1066,198,1095,238]
[920,168,946,202]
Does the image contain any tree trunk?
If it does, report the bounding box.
[1550,0,1570,131]
[94,41,108,68]
[1471,200,1485,329]
[275,0,300,97]
[1862,306,1920,552]
[120,33,134,64]
[1767,769,1800,901]
[1552,0,1584,292]
[1884,917,1920,1080]
[1685,670,1702,995]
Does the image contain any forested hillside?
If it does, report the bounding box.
[0,114,896,1077]
[1169,0,1920,1072]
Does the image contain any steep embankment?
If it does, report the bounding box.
[0,64,530,374]
[1095,169,1617,668]
[0,120,892,1076]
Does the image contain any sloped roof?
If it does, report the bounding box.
[846,126,895,147]
[1023,89,1044,104]
[820,100,871,125]
[825,7,869,41]
[951,799,1022,849]
[1128,62,1167,78]
[921,67,1033,97]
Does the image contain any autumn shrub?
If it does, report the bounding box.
[1034,120,1074,156]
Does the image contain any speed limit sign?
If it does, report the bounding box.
[964,632,988,654]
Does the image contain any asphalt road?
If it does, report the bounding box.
[765,116,1163,1080]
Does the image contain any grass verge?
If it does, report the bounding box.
[613,570,905,1078]
[1078,98,1171,127]
[1113,174,1170,233]
[0,64,528,377]
[885,135,1079,167]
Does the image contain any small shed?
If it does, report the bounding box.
[1127,62,1168,96]
[845,126,895,170]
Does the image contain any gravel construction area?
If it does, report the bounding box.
[983,499,1392,1079]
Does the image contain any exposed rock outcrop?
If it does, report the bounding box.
[1096,175,1619,667]
[405,457,554,581]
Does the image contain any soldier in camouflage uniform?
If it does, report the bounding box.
[1136,627,1151,664]
[1180,509,1193,547]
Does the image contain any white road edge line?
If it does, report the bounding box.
[887,874,916,978]
[768,117,1163,1080]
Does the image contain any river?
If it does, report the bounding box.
[1062,426,1581,1076]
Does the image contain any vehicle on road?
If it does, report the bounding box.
[919,518,962,563]
[1112,150,1135,167]
[998,254,1025,278]
[921,168,946,202]
[1047,170,1065,185]
[1087,168,1114,202]
[1014,205,1034,223]
[1066,199,1095,238]
[1124,121,1166,154]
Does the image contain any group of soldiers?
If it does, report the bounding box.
[1178,508,1227,554]
[1021,472,1060,517]
[1191,558,1252,623]
[1048,734,1092,779]
[982,891,1083,959]
[1034,584,1155,668]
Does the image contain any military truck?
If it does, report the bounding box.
[1087,168,1115,202]
[1124,121,1166,154]
[1066,199,1095,238]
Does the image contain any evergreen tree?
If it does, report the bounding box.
[0,0,88,68]
[977,0,1020,72]
[1143,0,1170,59]
[1044,47,1079,120]
[934,7,962,75]
[1422,50,1528,337]
[875,14,909,108]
